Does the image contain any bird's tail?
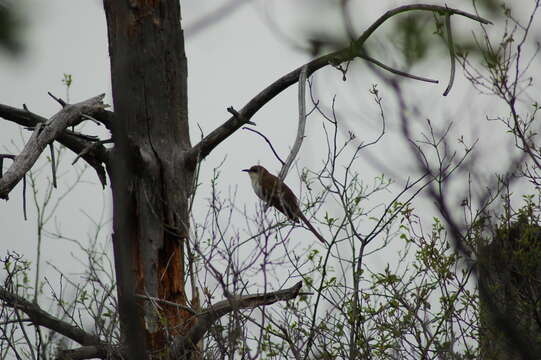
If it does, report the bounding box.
[298,213,327,245]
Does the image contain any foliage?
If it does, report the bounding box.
[1,1,541,359]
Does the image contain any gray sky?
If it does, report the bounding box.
[1,0,539,335]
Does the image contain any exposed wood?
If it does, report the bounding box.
[0,103,110,186]
[278,65,308,182]
[171,281,303,357]
[103,0,193,357]
[55,345,121,360]
[0,94,106,199]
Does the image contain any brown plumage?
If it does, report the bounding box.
[242,165,326,244]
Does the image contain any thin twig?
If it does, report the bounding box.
[243,127,285,166]
[443,12,456,96]
[0,286,103,346]
[135,294,197,315]
[72,139,113,165]
[49,143,57,188]
[0,94,106,199]
[47,92,66,107]
[22,175,27,221]
[227,106,256,125]
[359,53,439,83]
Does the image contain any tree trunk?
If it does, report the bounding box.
[103,0,194,356]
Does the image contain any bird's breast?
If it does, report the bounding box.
[249,175,265,200]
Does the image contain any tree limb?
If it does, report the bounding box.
[0,286,103,347]
[0,94,107,199]
[55,344,121,360]
[278,65,308,182]
[171,281,303,357]
[443,12,456,96]
[0,102,110,187]
[188,4,491,162]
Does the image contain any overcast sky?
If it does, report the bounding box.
[1,0,539,321]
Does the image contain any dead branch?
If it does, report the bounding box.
[171,281,303,357]
[242,127,285,165]
[0,102,109,187]
[278,65,308,182]
[443,12,456,96]
[188,4,491,163]
[48,91,67,107]
[55,344,121,360]
[358,52,438,83]
[0,94,107,199]
[0,286,103,347]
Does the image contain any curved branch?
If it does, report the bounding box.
[358,52,438,83]
[358,4,490,46]
[278,65,308,182]
[243,127,285,165]
[171,281,303,357]
[443,13,456,96]
[55,345,121,360]
[0,94,107,199]
[0,286,102,347]
[188,4,491,162]
[0,102,110,187]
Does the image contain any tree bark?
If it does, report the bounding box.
[0,95,107,199]
[103,0,194,356]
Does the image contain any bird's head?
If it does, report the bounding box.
[242,165,265,175]
[242,165,267,184]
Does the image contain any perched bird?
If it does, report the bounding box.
[242,165,326,244]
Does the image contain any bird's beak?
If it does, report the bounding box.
[242,169,250,172]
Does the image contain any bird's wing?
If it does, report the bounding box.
[268,186,300,222]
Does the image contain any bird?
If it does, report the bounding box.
[242,165,326,244]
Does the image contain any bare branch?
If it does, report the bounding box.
[55,344,121,360]
[171,281,303,356]
[188,5,490,162]
[49,143,57,188]
[0,102,110,187]
[242,127,285,166]
[359,52,438,83]
[48,91,67,108]
[0,94,107,199]
[443,12,456,96]
[0,286,102,346]
[22,172,27,219]
[71,139,113,166]
[278,65,308,182]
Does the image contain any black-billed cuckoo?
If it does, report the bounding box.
[242,165,326,244]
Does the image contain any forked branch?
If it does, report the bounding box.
[0,286,103,347]
[0,94,107,199]
[0,103,110,187]
[188,4,491,162]
[171,281,303,357]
